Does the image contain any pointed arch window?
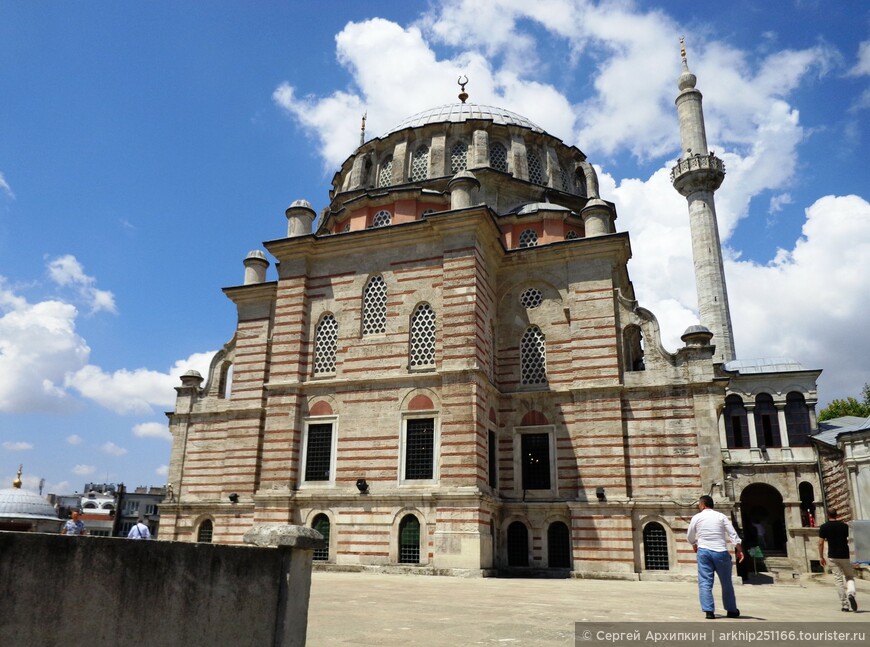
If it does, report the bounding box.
[409,303,436,369]
[643,522,669,570]
[377,154,393,188]
[489,142,508,173]
[518,229,538,248]
[520,326,547,385]
[314,313,338,375]
[528,151,545,185]
[410,145,429,182]
[362,275,387,335]
[398,514,421,564]
[450,140,468,174]
[312,514,330,561]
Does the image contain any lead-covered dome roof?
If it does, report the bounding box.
[385,103,544,136]
[0,486,59,521]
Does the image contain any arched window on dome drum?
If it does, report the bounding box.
[518,229,538,248]
[398,515,420,564]
[643,522,669,570]
[489,142,508,173]
[528,151,545,186]
[723,395,748,448]
[547,521,571,568]
[409,303,436,369]
[377,155,393,188]
[754,393,780,448]
[410,145,429,182]
[312,514,330,561]
[785,391,811,446]
[370,210,391,228]
[314,313,338,375]
[197,519,213,543]
[520,326,547,385]
[362,275,387,335]
[450,140,468,174]
[507,521,529,566]
[560,167,572,192]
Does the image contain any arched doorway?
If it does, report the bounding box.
[740,483,787,555]
[547,521,571,568]
[507,521,529,567]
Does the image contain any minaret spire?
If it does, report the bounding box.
[670,39,736,363]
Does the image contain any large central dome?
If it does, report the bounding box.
[384,103,544,136]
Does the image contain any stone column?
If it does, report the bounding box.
[745,404,758,448]
[776,403,790,448]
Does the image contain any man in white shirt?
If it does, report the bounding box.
[127,517,152,540]
[687,495,744,619]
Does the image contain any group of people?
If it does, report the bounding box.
[687,495,860,619]
[59,510,152,540]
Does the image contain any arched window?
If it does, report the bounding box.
[410,145,429,182]
[450,140,468,174]
[314,314,338,375]
[798,482,816,527]
[218,361,233,399]
[785,392,811,446]
[723,395,748,448]
[528,151,545,185]
[196,519,213,543]
[519,288,543,309]
[754,393,781,448]
[370,210,391,228]
[507,521,529,566]
[624,325,645,372]
[643,522,669,570]
[421,208,437,217]
[83,502,97,509]
[518,229,538,248]
[565,230,578,240]
[489,142,508,173]
[547,521,571,568]
[520,326,547,385]
[377,155,393,188]
[560,167,572,192]
[398,514,420,564]
[362,275,387,335]
[312,514,330,561]
[409,303,436,369]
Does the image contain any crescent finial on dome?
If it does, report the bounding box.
[458,75,469,104]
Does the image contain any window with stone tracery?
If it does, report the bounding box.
[528,151,545,186]
[314,313,338,375]
[370,210,391,228]
[520,325,547,385]
[560,168,572,192]
[518,229,538,248]
[450,140,468,174]
[378,155,393,188]
[362,275,387,335]
[409,303,436,369]
[519,288,543,309]
[410,145,429,182]
[489,142,508,173]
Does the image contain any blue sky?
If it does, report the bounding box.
[2,1,869,495]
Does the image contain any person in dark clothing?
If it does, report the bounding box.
[818,509,858,612]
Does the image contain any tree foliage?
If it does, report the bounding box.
[818,383,870,421]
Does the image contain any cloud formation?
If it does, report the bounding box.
[0,172,13,199]
[47,255,117,315]
[2,441,33,451]
[132,422,172,442]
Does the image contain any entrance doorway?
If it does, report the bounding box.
[740,483,787,555]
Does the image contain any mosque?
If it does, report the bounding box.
[160,45,828,579]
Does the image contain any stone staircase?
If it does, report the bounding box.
[756,556,802,585]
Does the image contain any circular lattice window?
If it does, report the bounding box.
[519,288,543,309]
[518,229,538,248]
[371,210,392,228]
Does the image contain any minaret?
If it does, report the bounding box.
[670,39,735,363]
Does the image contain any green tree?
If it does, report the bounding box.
[818,382,870,421]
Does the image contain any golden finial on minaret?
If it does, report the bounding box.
[458,75,469,104]
[360,112,367,146]
[13,464,22,489]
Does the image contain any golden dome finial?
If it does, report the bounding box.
[458,75,469,104]
[13,464,22,489]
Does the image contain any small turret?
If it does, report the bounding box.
[243,250,269,285]
[285,199,316,237]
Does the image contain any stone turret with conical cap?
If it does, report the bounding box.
[671,38,735,363]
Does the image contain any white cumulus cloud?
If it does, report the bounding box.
[47,255,117,315]
[66,434,83,445]
[2,441,33,451]
[100,442,127,456]
[133,422,172,442]
[155,464,169,477]
[72,464,95,476]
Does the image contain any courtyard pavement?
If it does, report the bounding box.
[306,571,868,646]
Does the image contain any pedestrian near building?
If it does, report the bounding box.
[818,509,858,612]
[60,510,87,536]
[127,517,152,540]
[687,495,744,619]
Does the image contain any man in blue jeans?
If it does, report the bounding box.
[687,495,744,619]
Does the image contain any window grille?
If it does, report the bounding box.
[362,275,387,335]
[312,514,330,561]
[519,288,543,309]
[304,423,333,481]
[197,519,213,543]
[489,142,508,173]
[507,521,529,566]
[378,155,393,188]
[528,151,545,185]
[547,522,571,568]
[560,167,572,192]
[643,522,669,570]
[450,141,468,174]
[410,145,429,182]
[314,314,338,375]
[565,230,578,240]
[518,229,538,248]
[399,515,421,563]
[520,326,547,385]
[404,418,434,480]
[521,432,550,490]
[409,303,436,368]
[370,210,391,228]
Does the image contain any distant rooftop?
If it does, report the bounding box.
[384,103,544,136]
[722,357,808,374]
[813,415,870,446]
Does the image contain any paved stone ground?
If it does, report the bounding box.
[306,572,868,646]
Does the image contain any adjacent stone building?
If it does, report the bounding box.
[160,48,824,578]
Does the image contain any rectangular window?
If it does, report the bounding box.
[145,504,157,516]
[123,501,139,515]
[304,423,334,482]
[521,432,551,490]
[404,418,435,480]
[488,430,498,488]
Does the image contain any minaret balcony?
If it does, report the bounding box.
[670,153,725,195]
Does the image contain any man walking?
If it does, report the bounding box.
[687,495,744,619]
[818,509,858,612]
[127,517,152,540]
